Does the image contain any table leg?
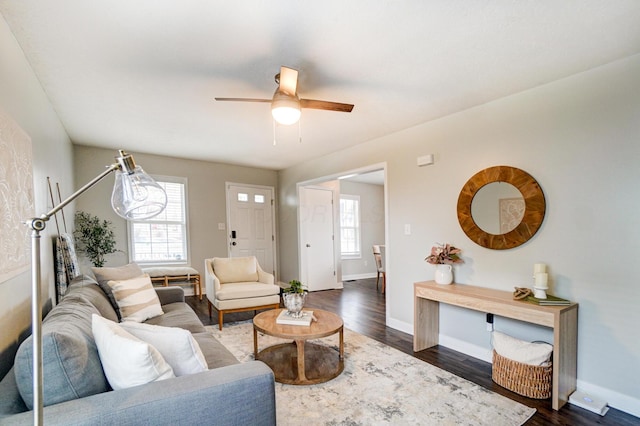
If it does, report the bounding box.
[295,339,307,382]
[253,327,258,358]
[339,327,344,360]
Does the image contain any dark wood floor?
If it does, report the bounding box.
[186,278,637,426]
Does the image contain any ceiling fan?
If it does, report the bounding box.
[215,66,354,125]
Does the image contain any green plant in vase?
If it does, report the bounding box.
[74,211,119,267]
[283,279,307,318]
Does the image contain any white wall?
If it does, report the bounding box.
[340,180,385,279]
[73,145,278,282]
[0,14,74,377]
[278,54,640,415]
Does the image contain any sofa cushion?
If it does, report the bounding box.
[92,263,144,320]
[213,257,259,283]
[216,282,281,301]
[144,302,206,333]
[192,332,240,369]
[66,277,119,322]
[14,296,110,409]
[92,315,175,390]
[119,321,208,376]
[107,274,164,322]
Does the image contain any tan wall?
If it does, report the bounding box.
[0,15,75,377]
[278,54,640,413]
[73,145,278,283]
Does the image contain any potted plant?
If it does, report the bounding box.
[74,211,119,267]
[425,243,464,285]
[282,279,307,318]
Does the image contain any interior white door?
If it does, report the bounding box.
[299,186,336,291]
[226,184,276,275]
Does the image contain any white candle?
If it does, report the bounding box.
[534,272,548,289]
[534,263,547,274]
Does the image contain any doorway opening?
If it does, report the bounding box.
[297,163,388,305]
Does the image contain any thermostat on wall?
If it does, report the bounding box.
[417,154,434,167]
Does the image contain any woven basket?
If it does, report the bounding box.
[491,350,552,399]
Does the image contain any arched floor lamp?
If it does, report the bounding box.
[25,150,167,425]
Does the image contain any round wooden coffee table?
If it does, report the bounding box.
[253,309,344,385]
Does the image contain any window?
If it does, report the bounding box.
[340,195,361,258]
[128,176,188,265]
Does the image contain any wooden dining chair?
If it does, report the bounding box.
[372,245,386,294]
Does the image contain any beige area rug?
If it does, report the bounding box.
[209,322,535,426]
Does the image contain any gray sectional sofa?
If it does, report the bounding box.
[0,275,276,425]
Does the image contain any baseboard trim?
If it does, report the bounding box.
[438,335,493,363]
[575,379,640,418]
[342,273,377,281]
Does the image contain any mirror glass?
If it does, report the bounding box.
[471,182,523,234]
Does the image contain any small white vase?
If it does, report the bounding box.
[434,264,453,285]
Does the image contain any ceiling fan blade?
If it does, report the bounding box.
[215,97,271,103]
[278,66,298,96]
[300,99,354,112]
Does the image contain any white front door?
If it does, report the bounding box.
[299,186,336,291]
[226,183,276,276]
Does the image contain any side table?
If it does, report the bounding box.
[253,309,344,385]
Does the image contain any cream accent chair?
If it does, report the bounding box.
[205,256,281,330]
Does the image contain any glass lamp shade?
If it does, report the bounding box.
[271,92,301,125]
[111,166,167,220]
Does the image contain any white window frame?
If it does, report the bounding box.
[127,175,190,266]
[340,194,361,259]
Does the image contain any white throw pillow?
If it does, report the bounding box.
[492,331,553,366]
[106,274,164,322]
[91,315,175,390]
[119,321,208,376]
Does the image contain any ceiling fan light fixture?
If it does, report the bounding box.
[271,92,301,125]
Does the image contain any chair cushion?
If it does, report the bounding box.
[119,321,208,376]
[92,315,175,390]
[106,274,164,322]
[213,257,258,283]
[14,296,110,409]
[216,282,280,301]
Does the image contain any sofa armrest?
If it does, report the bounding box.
[1,362,275,426]
[154,286,185,305]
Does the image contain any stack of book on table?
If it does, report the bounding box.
[276,310,314,326]
[525,294,571,306]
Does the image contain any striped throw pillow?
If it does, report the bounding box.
[106,274,163,322]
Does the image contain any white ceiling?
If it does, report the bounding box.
[2,1,640,170]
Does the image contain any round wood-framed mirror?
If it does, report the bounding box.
[457,166,546,250]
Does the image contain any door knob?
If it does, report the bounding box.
[306,244,311,247]
[231,242,237,246]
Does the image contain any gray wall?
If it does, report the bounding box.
[340,180,385,279]
[0,15,75,378]
[73,145,278,282]
[278,54,640,415]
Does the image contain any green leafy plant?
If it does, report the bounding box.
[285,279,306,294]
[425,243,464,265]
[74,211,118,267]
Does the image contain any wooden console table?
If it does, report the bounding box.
[414,281,578,410]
